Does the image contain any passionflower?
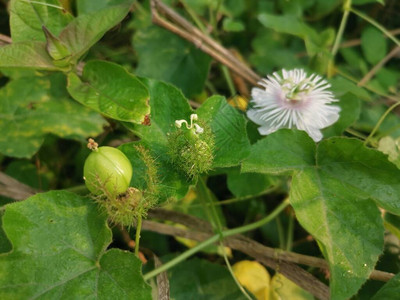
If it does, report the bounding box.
[247,69,340,142]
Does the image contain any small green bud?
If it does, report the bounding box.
[168,114,214,178]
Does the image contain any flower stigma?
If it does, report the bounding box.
[175,114,204,134]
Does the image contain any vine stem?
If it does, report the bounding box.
[143,198,290,281]
[350,8,400,48]
[364,101,400,146]
[197,177,252,300]
[328,0,352,77]
[135,214,143,257]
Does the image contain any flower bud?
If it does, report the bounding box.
[168,114,214,178]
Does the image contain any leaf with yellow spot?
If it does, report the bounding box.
[233,260,270,300]
[0,74,106,158]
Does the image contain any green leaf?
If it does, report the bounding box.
[356,103,400,138]
[134,26,211,98]
[226,167,276,197]
[222,18,245,32]
[0,190,151,299]
[196,96,251,168]
[77,0,132,14]
[0,42,57,70]
[258,13,313,38]
[322,93,361,138]
[10,0,73,42]
[121,79,194,201]
[242,130,315,174]
[59,3,133,60]
[329,76,371,101]
[249,30,301,74]
[242,130,400,299]
[361,26,387,65]
[311,0,342,17]
[257,13,333,59]
[378,136,400,168]
[291,168,383,300]
[67,60,150,123]
[318,138,400,214]
[166,258,244,299]
[371,272,400,300]
[0,75,106,158]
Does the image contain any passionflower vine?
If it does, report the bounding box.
[247,69,340,142]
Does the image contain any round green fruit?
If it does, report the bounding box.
[84,146,132,196]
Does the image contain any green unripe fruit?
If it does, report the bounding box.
[84,146,132,196]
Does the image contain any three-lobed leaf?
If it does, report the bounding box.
[242,129,400,299]
[0,190,151,299]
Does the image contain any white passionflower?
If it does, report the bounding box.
[247,69,340,142]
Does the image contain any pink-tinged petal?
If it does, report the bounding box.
[247,69,340,141]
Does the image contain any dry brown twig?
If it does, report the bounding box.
[358,45,400,87]
[150,0,261,87]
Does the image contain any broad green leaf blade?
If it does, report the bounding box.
[0,75,106,158]
[226,167,277,197]
[0,42,57,70]
[132,78,193,139]
[121,79,193,201]
[98,249,152,299]
[258,13,313,38]
[196,96,251,168]
[322,93,361,138]
[290,168,384,300]
[0,191,151,299]
[77,0,132,14]
[361,27,387,65]
[134,26,211,98]
[329,76,371,101]
[371,272,400,300]
[166,258,244,299]
[67,60,150,123]
[318,138,400,215]
[241,131,400,299]
[242,129,315,174]
[59,3,133,60]
[10,0,73,42]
